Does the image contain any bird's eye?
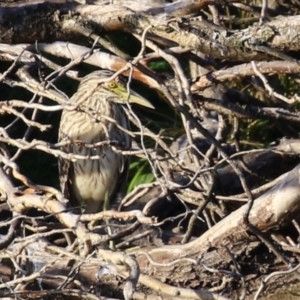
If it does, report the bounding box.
[108,82,117,89]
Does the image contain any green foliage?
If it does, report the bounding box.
[127,159,155,193]
[149,60,172,73]
[241,119,274,147]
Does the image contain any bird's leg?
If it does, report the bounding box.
[104,191,115,250]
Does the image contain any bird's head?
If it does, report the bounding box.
[102,79,154,109]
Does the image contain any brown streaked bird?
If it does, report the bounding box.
[58,70,154,214]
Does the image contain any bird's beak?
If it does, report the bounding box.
[117,88,155,109]
[128,91,155,109]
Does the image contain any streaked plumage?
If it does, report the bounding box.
[58,70,153,213]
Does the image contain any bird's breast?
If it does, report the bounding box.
[72,146,122,205]
[61,110,108,142]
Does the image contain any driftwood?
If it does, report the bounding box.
[1,1,300,299]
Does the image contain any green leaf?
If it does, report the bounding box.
[127,159,155,193]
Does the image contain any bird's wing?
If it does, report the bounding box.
[111,154,130,210]
[58,138,70,196]
[58,131,79,211]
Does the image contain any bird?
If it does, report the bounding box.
[58,70,154,214]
